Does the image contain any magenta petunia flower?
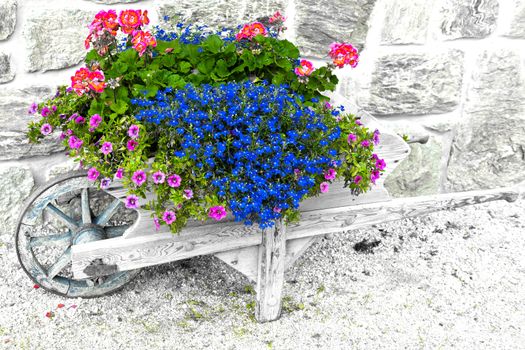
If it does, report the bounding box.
[127,139,138,151]
[355,120,363,126]
[28,102,38,115]
[361,140,370,148]
[125,194,139,209]
[51,105,57,112]
[152,171,165,184]
[153,216,160,230]
[41,106,51,117]
[132,170,146,186]
[373,129,380,145]
[115,168,124,179]
[347,134,357,144]
[100,177,111,189]
[208,206,227,221]
[375,158,386,171]
[68,136,83,149]
[320,182,330,193]
[40,123,52,136]
[89,114,102,129]
[354,175,362,184]
[162,210,176,225]
[324,168,337,180]
[59,132,66,140]
[167,174,181,188]
[371,170,380,184]
[100,141,113,155]
[128,125,140,139]
[87,167,100,181]
[74,115,85,124]
[273,206,282,213]
[182,189,193,199]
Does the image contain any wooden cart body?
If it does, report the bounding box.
[18,94,525,322]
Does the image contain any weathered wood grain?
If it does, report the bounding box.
[284,236,319,270]
[255,220,287,322]
[214,246,259,282]
[71,182,525,279]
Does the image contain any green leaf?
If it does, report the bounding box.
[202,35,223,54]
[197,58,215,74]
[179,61,192,73]
[214,59,230,78]
[109,100,128,114]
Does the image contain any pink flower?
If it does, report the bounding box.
[183,189,193,199]
[167,174,181,188]
[127,139,138,151]
[295,59,314,76]
[128,125,140,139]
[328,42,359,68]
[153,216,160,230]
[208,206,227,221]
[371,170,380,184]
[89,114,102,129]
[347,134,357,143]
[115,168,124,179]
[100,141,113,155]
[162,210,176,225]
[324,168,337,180]
[269,11,286,24]
[28,102,38,115]
[87,167,100,181]
[100,178,111,189]
[361,140,370,148]
[152,171,165,184]
[74,115,85,124]
[132,170,146,186]
[125,194,139,209]
[320,182,330,193]
[355,119,363,126]
[68,136,83,149]
[373,129,380,145]
[375,158,386,171]
[273,206,282,213]
[40,123,52,135]
[41,106,51,117]
[354,175,362,184]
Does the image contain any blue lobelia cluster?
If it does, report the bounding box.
[132,81,342,228]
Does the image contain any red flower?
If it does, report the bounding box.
[295,59,314,76]
[57,303,65,309]
[131,30,157,56]
[328,42,359,68]
[45,311,55,319]
[235,22,268,41]
[33,284,40,289]
[71,67,106,96]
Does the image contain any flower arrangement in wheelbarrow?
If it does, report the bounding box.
[27,9,386,233]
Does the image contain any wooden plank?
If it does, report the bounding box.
[284,236,319,270]
[214,246,259,282]
[256,220,287,322]
[71,183,525,279]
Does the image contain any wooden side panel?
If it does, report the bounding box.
[71,184,524,279]
[255,220,287,322]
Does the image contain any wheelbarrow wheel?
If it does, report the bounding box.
[15,171,141,298]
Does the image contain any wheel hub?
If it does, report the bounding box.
[73,224,106,245]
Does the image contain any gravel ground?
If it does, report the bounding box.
[1,198,524,350]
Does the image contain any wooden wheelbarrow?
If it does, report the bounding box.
[15,95,525,323]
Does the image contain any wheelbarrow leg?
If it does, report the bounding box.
[255,219,286,322]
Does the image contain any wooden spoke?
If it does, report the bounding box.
[29,232,72,248]
[94,198,121,226]
[81,188,92,224]
[45,203,79,230]
[47,247,72,280]
[105,225,131,238]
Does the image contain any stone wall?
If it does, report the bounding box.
[0,0,524,235]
